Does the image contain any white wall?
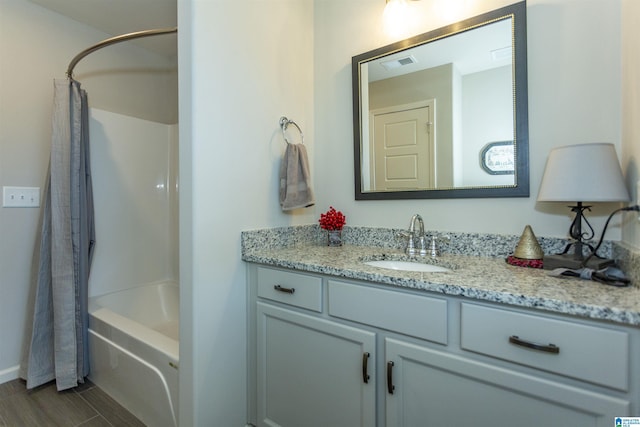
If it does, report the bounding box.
[314,0,624,239]
[88,108,177,297]
[178,0,629,424]
[0,0,177,383]
[178,1,315,425]
[622,0,640,249]
[461,66,514,187]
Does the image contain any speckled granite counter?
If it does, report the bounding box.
[241,226,640,327]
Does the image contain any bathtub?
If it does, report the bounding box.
[88,281,179,427]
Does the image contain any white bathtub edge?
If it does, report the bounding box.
[89,307,178,361]
[89,329,177,427]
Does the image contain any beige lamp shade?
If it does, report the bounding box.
[537,143,629,202]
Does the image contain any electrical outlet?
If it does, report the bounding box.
[2,186,40,208]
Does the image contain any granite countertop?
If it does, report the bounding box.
[242,232,640,327]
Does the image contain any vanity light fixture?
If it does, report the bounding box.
[383,0,421,38]
[537,143,630,270]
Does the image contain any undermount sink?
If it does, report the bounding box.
[364,260,451,273]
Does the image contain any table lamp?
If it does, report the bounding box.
[537,143,629,270]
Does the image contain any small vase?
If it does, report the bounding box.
[327,229,343,247]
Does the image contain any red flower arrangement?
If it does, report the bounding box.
[319,206,346,231]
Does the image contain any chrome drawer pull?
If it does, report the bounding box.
[273,284,295,294]
[509,335,560,354]
[362,352,370,384]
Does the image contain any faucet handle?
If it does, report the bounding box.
[429,236,439,258]
[397,230,418,255]
[428,235,451,258]
[396,230,411,239]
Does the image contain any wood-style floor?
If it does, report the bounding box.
[0,379,144,426]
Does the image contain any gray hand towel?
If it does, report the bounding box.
[279,143,315,211]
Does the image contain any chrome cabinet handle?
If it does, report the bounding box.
[273,285,295,294]
[387,361,395,394]
[362,352,370,384]
[509,335,560,354]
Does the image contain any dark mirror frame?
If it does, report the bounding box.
[352,1,528,200]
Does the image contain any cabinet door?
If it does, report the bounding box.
[257,302,376,427]
[385,338,630,427]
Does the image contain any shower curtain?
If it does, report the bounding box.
[21,79,95,391]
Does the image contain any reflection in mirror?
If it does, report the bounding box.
[353,1,528,199]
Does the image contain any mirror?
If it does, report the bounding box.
[353,1,528,199]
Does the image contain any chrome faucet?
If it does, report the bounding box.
[402,214,428,256]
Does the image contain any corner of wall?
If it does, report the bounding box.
[621,0,640,249]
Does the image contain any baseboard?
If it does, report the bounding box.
[0,365,20,385]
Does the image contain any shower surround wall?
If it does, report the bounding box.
[89,108,178,297]
[0,0,177,385]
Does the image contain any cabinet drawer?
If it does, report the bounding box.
[328,280,447,344]
[257,267,322,312]
[461,303,629,390]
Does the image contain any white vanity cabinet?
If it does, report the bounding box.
[256,304,376,427]
[247,264,638,427]
[385,338,629,426]
[250,267,376,427]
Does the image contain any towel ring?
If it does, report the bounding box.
[279,116,304,145]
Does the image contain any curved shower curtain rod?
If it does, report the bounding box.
[66,27,178,78]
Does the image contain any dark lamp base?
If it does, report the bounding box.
[542,254,615,271]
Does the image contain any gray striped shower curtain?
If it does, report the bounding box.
[21,78,95,391]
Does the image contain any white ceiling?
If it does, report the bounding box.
[367,18,513,82]
[26,0,177,57]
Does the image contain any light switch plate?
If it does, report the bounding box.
[2,186,40,208]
